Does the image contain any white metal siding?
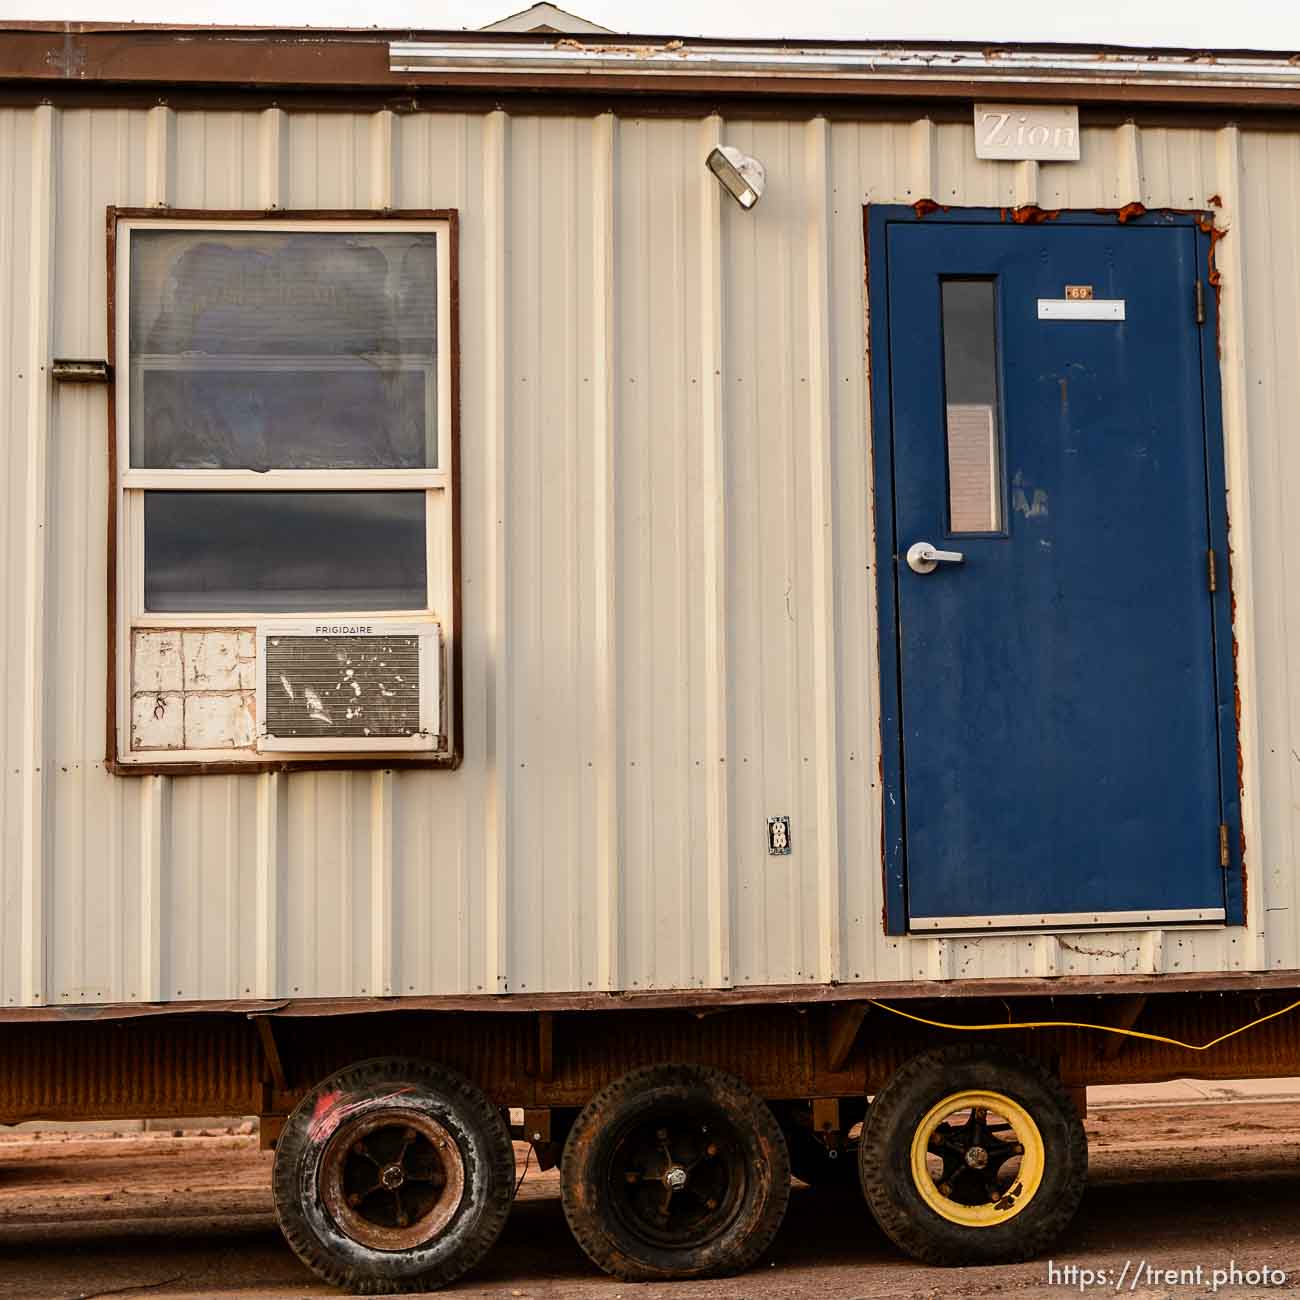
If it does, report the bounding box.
[0,104,1287,1006]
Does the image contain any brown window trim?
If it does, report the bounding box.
[104,206,462,777]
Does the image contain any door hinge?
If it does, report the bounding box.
[1219,823,1231,868]
[1207,547,1217,593]
[1195,279,1206,325]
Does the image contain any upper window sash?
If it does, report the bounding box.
[116,218,454,479]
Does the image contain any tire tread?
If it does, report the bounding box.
[272,1056,514,1295]
[859,1043,1087,1267]
[561,1063,789,1282]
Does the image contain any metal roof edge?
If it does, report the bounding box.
[0,23,1297,61]
[390,38,1300,92]
[1,26,1299,106]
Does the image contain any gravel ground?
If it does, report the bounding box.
[1,1101,1298,1298]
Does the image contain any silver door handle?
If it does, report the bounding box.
[906,541,965,574]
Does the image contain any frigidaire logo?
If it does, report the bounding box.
[315,625,374,634]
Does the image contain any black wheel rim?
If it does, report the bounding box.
[921,1104,1029,1210]
[605,1100,747,1250]
[320,1110,466,1252]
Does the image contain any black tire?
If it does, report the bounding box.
[859,1043,1087,1266]
[560,1063,790,1281]
[272,1057,514,1294]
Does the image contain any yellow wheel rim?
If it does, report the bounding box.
[909,1090,1045,1228]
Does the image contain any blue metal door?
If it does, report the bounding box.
[874,211,1238,932]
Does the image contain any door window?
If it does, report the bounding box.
[941,279,1004,534]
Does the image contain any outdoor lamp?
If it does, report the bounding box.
[706,145,766,209]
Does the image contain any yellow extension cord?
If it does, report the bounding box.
[865,996,1300,1052]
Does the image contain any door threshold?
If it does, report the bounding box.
[909,906,1226,934]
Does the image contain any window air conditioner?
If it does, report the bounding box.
[256,622,442,752]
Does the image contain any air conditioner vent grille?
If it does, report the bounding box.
[263,634,421,740]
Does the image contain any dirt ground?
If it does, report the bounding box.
[1,1100,1298,1299]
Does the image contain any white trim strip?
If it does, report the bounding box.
[911,907,1226,932]
[20,103,56,1008]
[806,114,841,985]
[591,111,621,993]
[391,40,1300,92]
[122,470,450,490]
[699,113,732,991]
[254,772,282,996]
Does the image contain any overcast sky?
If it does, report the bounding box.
[5,0,1300,50]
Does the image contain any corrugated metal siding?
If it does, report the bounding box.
[0,105,1289,1007]
[1238,130,1300,976]
[0,107,34,1009]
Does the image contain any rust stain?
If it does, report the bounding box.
[554,37,687,58]
[912,198,943,219]
[12,990,1300,1125]
[1198,213,1228,357]
[1208,193,1223,208]
[1115,201,1147,223]
[879,743,890,935]
[1006,204,1061,224]
[1226,514,1247,919]
[1197,213,1227,287]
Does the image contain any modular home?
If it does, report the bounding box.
[2,19,1300,1291]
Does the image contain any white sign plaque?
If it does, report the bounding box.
[974,103,1080,161]
[1037,299,1126,321]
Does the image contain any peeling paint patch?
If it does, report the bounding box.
[130,627,257,752]
[1059,938,1138,961]
[131,691,183,750]
[132,631,183,693]
[184,692,255,749]
[1012,471,1049,518]
[183,630,255,690]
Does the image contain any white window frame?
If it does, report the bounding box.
[113,216,455,766]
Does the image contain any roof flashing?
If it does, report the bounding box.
[390,38,1300,92]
